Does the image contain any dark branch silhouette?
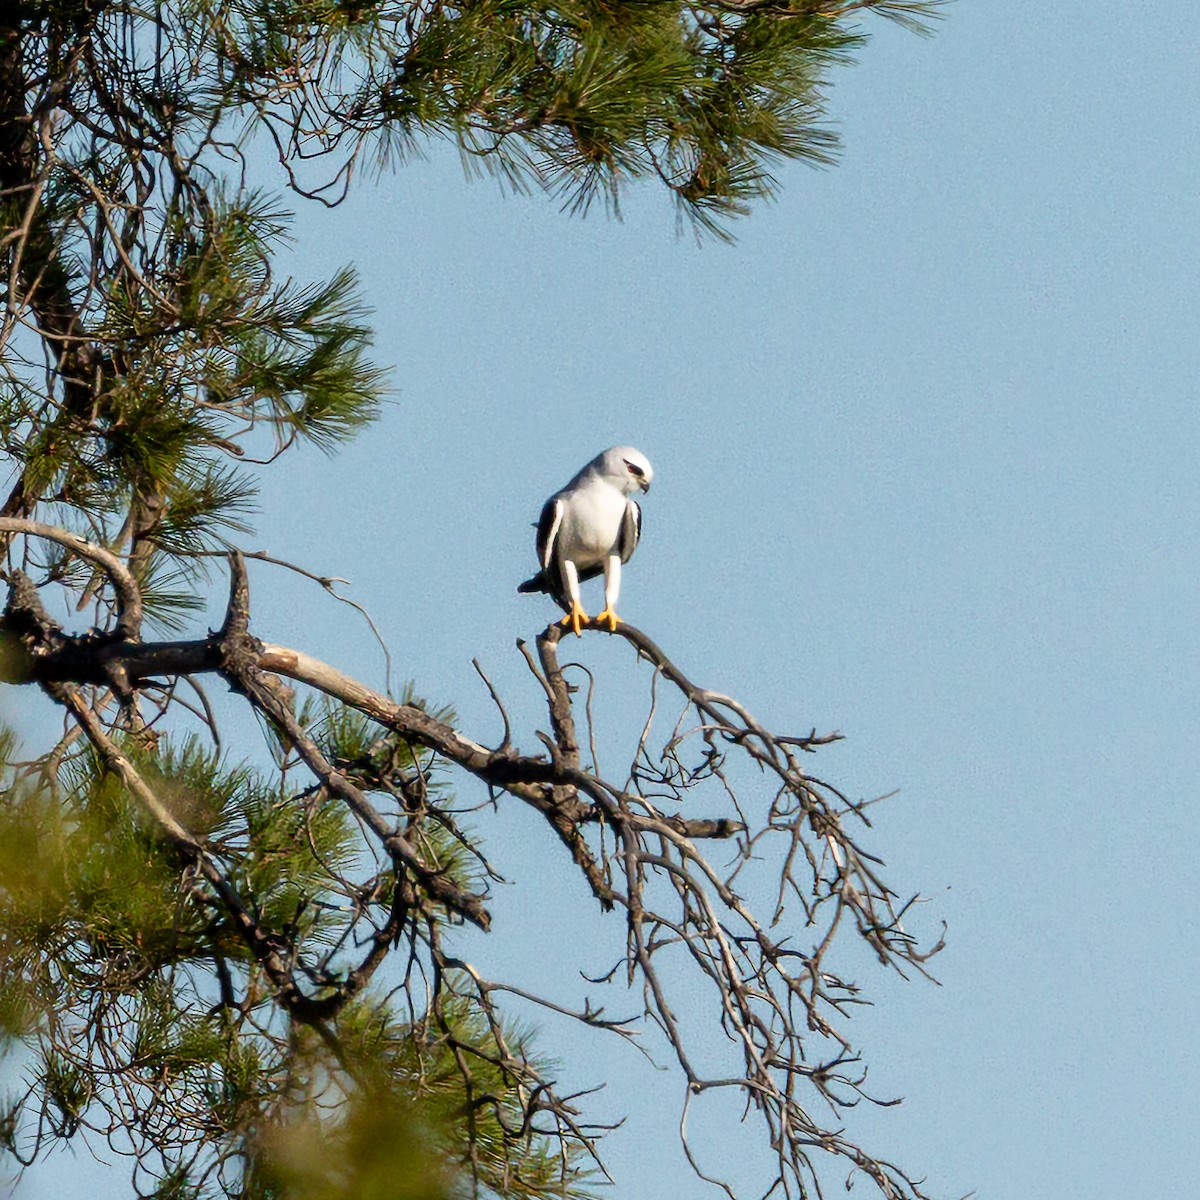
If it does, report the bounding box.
[0,2,944,1190]
[1,519,943,1199]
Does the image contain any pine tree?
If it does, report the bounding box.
[1,2,944,1198]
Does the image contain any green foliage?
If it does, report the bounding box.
[258,997,600,1200]
[248,1089,452,1200]
[152,462,256,556]
[0,0,943,1194]
[236,0,941,231]
[2,175,384,627]
[0,0,935,630]
[0,714,580,1197]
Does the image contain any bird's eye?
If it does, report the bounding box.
[624,461,644,477]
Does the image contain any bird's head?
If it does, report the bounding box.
[597,445,653,494]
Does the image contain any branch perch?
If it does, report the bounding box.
[0,521,940,1200]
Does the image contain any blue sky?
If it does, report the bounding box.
[8,1,1200,1197]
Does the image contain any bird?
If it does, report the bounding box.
[518,446,653,636]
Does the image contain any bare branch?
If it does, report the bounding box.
[0,533,938,1200]
[0,517,143,639]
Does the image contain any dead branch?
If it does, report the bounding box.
[0,520,940,1200]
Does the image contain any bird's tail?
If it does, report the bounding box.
[517,571,547,595]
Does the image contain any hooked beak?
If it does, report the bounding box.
[640,479,651,494]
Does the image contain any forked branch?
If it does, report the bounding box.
[0,521,941,1200]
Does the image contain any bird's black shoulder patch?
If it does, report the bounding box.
[618,499,642,562]
[535,497,561,569]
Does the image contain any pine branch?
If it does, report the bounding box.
[0,17,108,533]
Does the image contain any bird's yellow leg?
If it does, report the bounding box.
[592,607,620,633]
[559,602,590,637]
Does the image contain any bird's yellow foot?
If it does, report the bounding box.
[593,607,620,633]
[560,603,590,637]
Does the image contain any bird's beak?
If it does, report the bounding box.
[640,479,651,494]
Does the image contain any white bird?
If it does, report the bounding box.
[518,446,653,636]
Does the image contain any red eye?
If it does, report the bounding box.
[624,460,644,477]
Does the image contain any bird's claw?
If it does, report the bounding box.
[560,603,590,637]
[593,607,620,633]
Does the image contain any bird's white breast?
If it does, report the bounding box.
[555,480,627,568]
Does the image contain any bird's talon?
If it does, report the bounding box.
[560,604,589,637]
[593,607,620,633]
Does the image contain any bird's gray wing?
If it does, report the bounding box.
[617,499,641,563]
